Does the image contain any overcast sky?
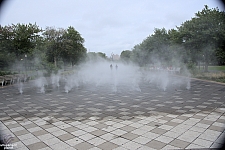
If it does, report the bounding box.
[0,0,224,57]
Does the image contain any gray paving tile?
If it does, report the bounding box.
[50,141,71,150]
[13,129,29,136]
[73,141,94,150]
[170,139,190,149]
[32,129,48,136]
[1,77,225,149]
[27,142,47,150]
[146,139,167,149]
[120,125,136,132]
[91,129,107,137]
[208,125,225,132]
[97,141,118,150]
[151,128,167,134]
[6,123,21,129]
[121,132,139,140]
[58,133,74,141]
[63,126,79,132]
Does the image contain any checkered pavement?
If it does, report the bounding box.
[0,77,224,150]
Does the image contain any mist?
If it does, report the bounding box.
[63,59,142,93]
[12,54,191,95]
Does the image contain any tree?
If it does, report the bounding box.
[0,23,42,69]
[149,28,171,64]
[120,50,132,63]
[62,26,86,66]
[86,52,107,62]
[0,23,41,55]
[0,25,14,68]
[42,27,66,67]
[97,52,107,59]
[178,5,225,71]
[168,29,189,64]
[132,28,172,66]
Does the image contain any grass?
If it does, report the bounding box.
[208,66,225,71]
[193,71,225,83]
[192,65,225,83]
[197,66,225,72]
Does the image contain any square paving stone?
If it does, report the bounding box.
[6,123,21,129]
[32,129,48,136]
[37,133,55,141]
[65,137,83,146]
[100,133,117,141]
[121,132,139,140]
[151,128,167,134]
[91,129,107,137]
[73,141,94,150]
[122,141,142,149]
[58,133,75,141]
[63,126,79,132]
[97,141,118,150]
[43,137,61,146]
[146,140,167,149]
[23,123,38,129]
[164,121,179,126]
[27,142,47,150]
[208,125,225,132]
[155,135,174,144]
[88,137,106,146]
[14,129,29,136]
[22,137,41,146]
[170,139,190,149]
[50,141,71,150]
[120,126,136,132]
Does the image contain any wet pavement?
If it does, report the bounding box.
[0,77,225,150]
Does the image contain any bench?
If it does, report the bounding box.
[15,74,30,82]
[0,76,4,86]
[3,75,13,85]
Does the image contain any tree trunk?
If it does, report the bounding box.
[204,61,209,72]
[204,53,209,72]
[54,56,57,67]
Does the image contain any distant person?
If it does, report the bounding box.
[116,64,118,70]
[110,64,113,70]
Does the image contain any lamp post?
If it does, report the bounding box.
[202,55,205,71]
[25,54,27,76]
[111,52,114,61]
[20,58,23,73]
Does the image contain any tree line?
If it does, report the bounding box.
[0,24,88,72]
[1,5,224,74]
[120,5,225,72]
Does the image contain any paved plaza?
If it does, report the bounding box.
[0,77,225,150]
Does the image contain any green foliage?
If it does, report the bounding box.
[86,52,107,62]
[132,28,178,66]
[130,5,225,76]
[0,23,42,57]
[185,62,198,75]
[0,23,87,75]
[1,5,224,78]
[43,26,86,67]
[42,27,66,67]
[62,26,87,66]
[120,50,132,62]
[178,5,225,71]
[0,71,17,76]
[0,23,42,70]
[207,66,225,71]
